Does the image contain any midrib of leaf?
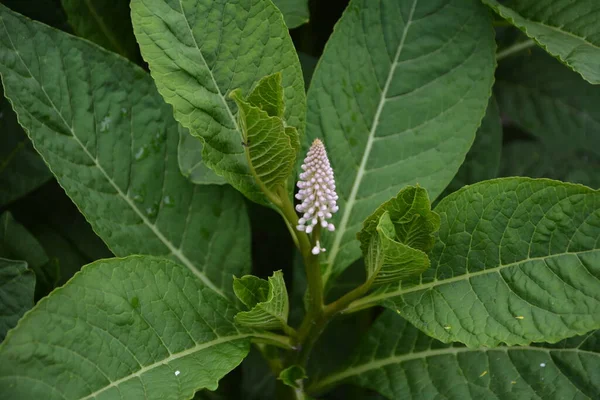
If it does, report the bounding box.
[176,0,242,138]
[347,248,599,311]
[0,18,226,299]
[534,21,600,51]
[79,333,250,400]
[82,0,127,56]
[309,344,599,392]
[512,12,600,52]
[324,0,418,285]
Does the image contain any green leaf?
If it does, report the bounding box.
[309,0,496,286]
[279,365,307,389]
[60,0,140,61]
[368,212,430,285]
[357,186,439,285]
[348,178,600,347]
[0,256,252,399]
[234,271,290,330]
[496,48,600,157]
[309,310,600,399]
[233,275,271,309]
[483,0,600,84]
[358,186,440,257]
[0,212,58,299]
[0,5,251,300]
[230,74,299,195]
[0,87,52,207]
[131,0,306,204]
[500,141,600,189]
[178,125,228,185]
[246,73,286,119]
[272,0,309,29]
[0,258,34,341]
[443,96,502,195]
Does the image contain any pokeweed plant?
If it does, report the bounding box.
[0,0,599,399]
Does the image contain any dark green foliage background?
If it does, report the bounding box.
[0,1,598,399]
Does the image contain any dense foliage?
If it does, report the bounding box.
[0,0,599,399]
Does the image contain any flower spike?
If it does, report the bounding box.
[295,139,339,252]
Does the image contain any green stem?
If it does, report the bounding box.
[496,39,535,61]
[251,332,295,350]
[277,187,324,314]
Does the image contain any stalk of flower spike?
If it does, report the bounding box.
[295,139,339,255]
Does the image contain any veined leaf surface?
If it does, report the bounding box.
[131,0,305,203]
[230,73,298,194]
[0,5,250,299]
[178,125,227,185]
[310,310,600,399]
[307,0,496,285]
[347,178,600,347]
[483,0,600,84]
[234,271,290,330]
[0,256,251,399]
[357,186,439,285]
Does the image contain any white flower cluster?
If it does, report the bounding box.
[295,139,339,254]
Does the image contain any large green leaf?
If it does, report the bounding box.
[178,125,227,185]
[443,96,502,196]
[308,0,496,286]
[496,48,600,157]
[483,0,600,85]
[0,86,52,207]
[60,0,140,61]
[347,178,600,347]
[500,141,600,189]
[0,256,252,399]
[0,258,34,341]
[272,0,309,29]
[0,5,250,299]
[309,310,600,399]
[131,0,306,204]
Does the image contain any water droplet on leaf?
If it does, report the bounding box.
[100,116,111,132]
[145,204,158,218]
[134,146,148,161]
[163,195,174,207]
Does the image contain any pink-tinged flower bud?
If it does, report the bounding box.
[295,139,339,244]
[312,240,326,255]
